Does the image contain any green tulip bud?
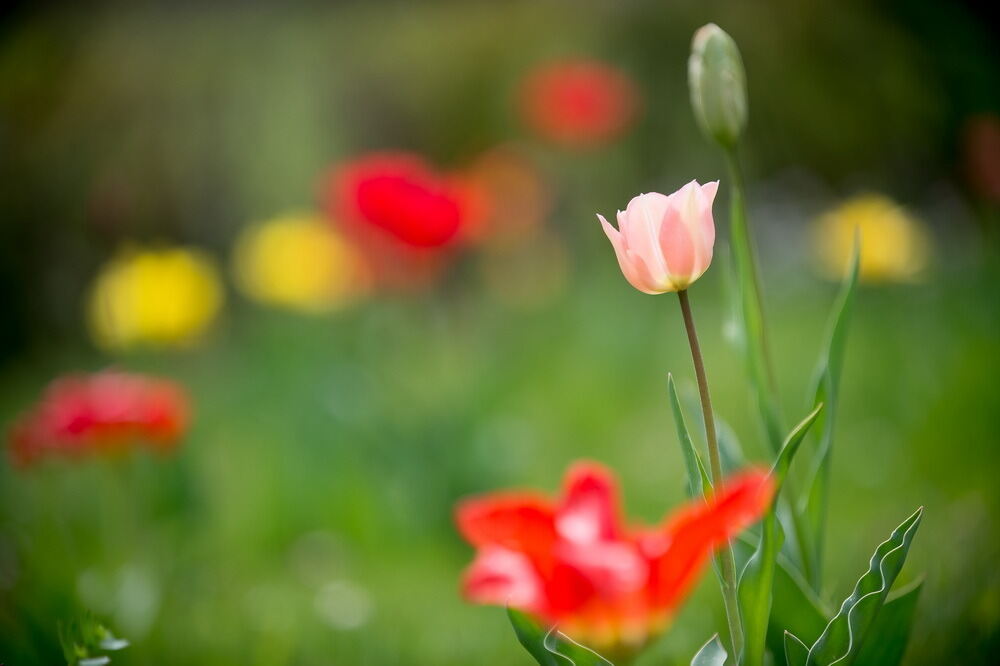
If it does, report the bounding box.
[688,23,748,149]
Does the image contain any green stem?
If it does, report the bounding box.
[677,289,743,659]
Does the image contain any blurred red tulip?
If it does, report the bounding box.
[455,461,772,651]
[7,371,190,466]
[324,152,488,287]
[519,60,639,148]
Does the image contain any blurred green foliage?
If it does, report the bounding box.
[0,1,998,664]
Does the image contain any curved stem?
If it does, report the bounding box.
[676,289,743,659]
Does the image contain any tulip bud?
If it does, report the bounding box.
[598,180,719,294]
[688,23,747,149]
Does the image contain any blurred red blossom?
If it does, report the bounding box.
[455,461,772,651]
[324,152,489,287]
[7,371,190,466]
[519,60,640,147]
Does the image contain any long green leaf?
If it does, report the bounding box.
[801,241,860,589]
[853,578,923,666]
[806,507,923,665]
[766,552,832,658]
[691,634,728,666]
[783,632,809,666]
[723,150,784,454]
[668,373,707,499]
[507,608,613,666]
[738,405,823,666]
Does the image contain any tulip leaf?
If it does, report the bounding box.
[668,373,708,499]
[738,405,823,666]
[766,552,831,658]
[806,507,923,665]
[722,160,785,456]
[783,632,809,666]
[853,577,923,666]
[691,634,728,666]
[801,240,860,589]
[507,608,613,666]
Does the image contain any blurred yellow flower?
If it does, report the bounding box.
[814,194,931,283]
[88,246,224,349]
[232,213,367,313]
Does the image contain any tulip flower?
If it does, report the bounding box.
[88,246,223,350]
[327,152,481,250]
[456,461,773,652]
[232,213,369,313]
[814,194,930,283]
[599,181,718,294]
[325,152,488,288]
[519,60,639,148]
[7,371,190,466]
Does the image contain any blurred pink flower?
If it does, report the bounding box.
[519,60,639,148]
[8,371,190,466]
[599,181,718,294]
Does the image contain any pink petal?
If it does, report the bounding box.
[599,214,659,294]
[462,546,546,613]
[659,205,696,283]
[556,461,624,543]
[621,194,670,278]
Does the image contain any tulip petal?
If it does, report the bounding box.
[556,462,624,543]
[622,194,671,279]
[659,206,696,285]
[462,546,547,614]
[455,492,557,562]
[644,470,773,611]
[599,214,659,294]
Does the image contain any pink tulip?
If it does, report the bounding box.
[599,181,719,293]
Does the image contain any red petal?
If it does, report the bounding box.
[645,469,773,611]
[556,461,625,544]
[455,492,557,563]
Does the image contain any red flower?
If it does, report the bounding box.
[455,461,773,650]
[7,371,190,466]
[324,152,488,288]
[519,60,640,147]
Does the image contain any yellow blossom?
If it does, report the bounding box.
[232,213,367,313]
[88,246,224,349]
[814,194,931,283]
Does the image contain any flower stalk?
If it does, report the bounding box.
[676,288,744,659]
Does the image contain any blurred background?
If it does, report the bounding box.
[1,0,998,664]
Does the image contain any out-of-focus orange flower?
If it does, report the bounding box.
[463,145,553,246]
[961,113,1000,203]
[232,213,369,313]
[7,371,190,466]
[519,60,640,148]
[324,152,488,288]
[88,246,223,350]
[814,194,931,284]
[455,461,772,652]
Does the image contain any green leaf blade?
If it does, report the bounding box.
[507,608,613,666]
[784,632,809,666]
[691,634,729,666]
[801,241,860,589]
[853,578,923,666]
[806,507,923,665]
[738,406,823,666]
[668,374,707,499]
